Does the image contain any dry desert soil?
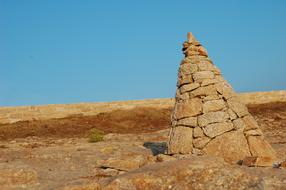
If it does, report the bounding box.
[0,102,286,189]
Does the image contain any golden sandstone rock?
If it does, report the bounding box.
[168,126,193,154]
[167,32,277,165]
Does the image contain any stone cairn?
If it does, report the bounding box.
[167,32,277,165]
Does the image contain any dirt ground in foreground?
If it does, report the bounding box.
[0,102,285,189]
[0,102,286,141]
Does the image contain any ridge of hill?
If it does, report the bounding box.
[0,90,285,124]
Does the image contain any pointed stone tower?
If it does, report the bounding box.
[167,32,277,164]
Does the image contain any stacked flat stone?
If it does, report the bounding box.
[167,32,277,164]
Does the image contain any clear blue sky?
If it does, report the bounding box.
[1,0,285,106]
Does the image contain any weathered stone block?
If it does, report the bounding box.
[185,50,200,57]
[193,71,215,81]
[174,98,202,119]
[177,76,193,87]
[180,83,200,93]
[202,99,225,113]
[179,63,198,75]
[247,136,277,160]
[168,126,193,154]
[191,85,218,97]
[215,82,236,100]
[193,136,211,149]
[203,131,251,164]
[198,111,229,127]
[191,148,205,155]
[183,56,200,64]
[176,92,189,101]
[227,108,237,120]
[203,122,234,138]
[242,115,259,131]
[227,97,249,117]
[203,94,220,101]
[201,78,220,86]
[255,156,276,167]
[244,129,263,137]
[196,61,215,71]
[177,117,197,127]
[198,46,208,56]
[233,118,246,131]
[241,156,276,167]
[193,127,204,138]
[184,46,198,52]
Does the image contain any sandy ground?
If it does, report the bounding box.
[0,102,285,189]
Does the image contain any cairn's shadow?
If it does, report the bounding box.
[143,142,167,156]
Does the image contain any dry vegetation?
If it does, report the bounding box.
[0,102,286,141]
[1,102,286,141]
[0,107,171,140]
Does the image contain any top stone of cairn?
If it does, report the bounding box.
[187,32,200,45]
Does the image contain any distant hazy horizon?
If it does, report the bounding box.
[1,0,286,106]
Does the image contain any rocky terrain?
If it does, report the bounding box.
[0,102,285,189]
